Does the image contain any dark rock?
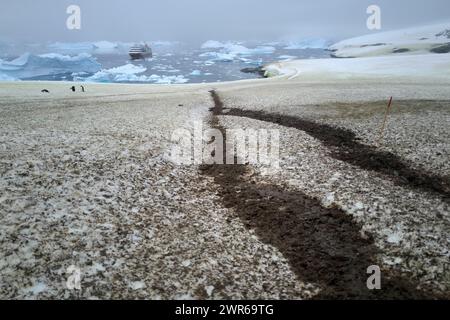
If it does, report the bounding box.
[435,29,450,39]
[392,48,411,53]
[430,43,450,54]
[360,43,387,48]
[330,54,355,59]
[240,66,267,77]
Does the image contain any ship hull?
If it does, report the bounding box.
[129,52,152,60]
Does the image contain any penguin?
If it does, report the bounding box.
[80,85,85,92]
[41,89,49,93]
[70,86,76,92]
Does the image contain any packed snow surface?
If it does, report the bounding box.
[266,53,450,80]
[330,22,450,58]
[266,22,450,80]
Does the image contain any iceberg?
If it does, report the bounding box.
[283,38,331,50]
[199,52,235,62]
[226,44,275,55]
[238,57,263,65]
[199,41,276,62]
[0,53,30,71]
[201,40,229,49]
[47,42,96,54]
[0,53,101,80]
[78,64,147,82]
[77,63,188,84]
[38,53,97,62]
[47,41,129,54]
[250,46,276,54]
[190,70,202,76]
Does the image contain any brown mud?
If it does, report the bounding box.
[199,90,447,299]
[223,107,450,201]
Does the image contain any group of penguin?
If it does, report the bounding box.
[41,85,85,94]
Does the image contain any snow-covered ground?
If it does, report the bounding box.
[265,53,450,80]
[266,22,450,81]
[1,23,449,300]
[1,78,449,299]
[329,22,450,58]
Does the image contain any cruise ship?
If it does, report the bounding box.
[129,43,153,60]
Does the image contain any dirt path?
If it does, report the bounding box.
[200,90,447,299]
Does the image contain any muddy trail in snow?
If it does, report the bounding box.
[222,108,450,202]
[200,90,446,299]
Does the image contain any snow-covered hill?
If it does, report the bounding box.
[265,53,450,80]
[266,22,450,80]
[329,22,450,58]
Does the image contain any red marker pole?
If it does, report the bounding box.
[377,96,393,147]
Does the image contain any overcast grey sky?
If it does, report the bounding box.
[1,0,449,43]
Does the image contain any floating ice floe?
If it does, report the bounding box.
[238,57,263,65]
[199,52,235,62]
[107,64,147,74]
[47,41,132,54]
[78,63,189,84]
[77,63,146,82]
[222,43,275,56]
[283,38,331,50]
[190,70,202,76]
[199,41,276,62]
[149,75,189,84]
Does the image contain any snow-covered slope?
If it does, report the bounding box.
[265,53,450,80]
[330,22,450,58]
[266,23,450,81]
